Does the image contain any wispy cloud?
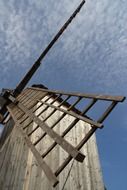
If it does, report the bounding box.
[0,0,127,93]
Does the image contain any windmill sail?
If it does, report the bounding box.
[0,87,124,187]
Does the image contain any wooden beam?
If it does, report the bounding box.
[29,87,125,102]
[17,102,85,162]
[7,105,59,187]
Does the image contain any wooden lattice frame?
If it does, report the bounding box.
[6,87,125,187]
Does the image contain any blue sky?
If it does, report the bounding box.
[0,0,127,189]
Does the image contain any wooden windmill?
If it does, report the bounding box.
[0,1,125,189]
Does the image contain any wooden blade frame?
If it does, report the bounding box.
[6,87,125,187]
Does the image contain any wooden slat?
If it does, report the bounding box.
[19,90,36,103]
[42,95,71,122]
[29,87,125,102]
[31,94,54,112]
[98,101,118,123]
[55,101,119,176]
[7,105,59,187]
[28,125,39,136]
[17,89,30,101]
[23,120,33,130]
[17,89,36,103]
[22,91,46,109]
[18,94,52,125]
[41,99,96,158]
[19,115,29,124]
[17,102,85,162]
[31,96,71,145]
[34,94,62,117]
[37,99,103,128]
[41,97,82,157]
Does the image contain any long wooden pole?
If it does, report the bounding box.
[14,0,86,96]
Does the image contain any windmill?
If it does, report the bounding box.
[0,0,125,189]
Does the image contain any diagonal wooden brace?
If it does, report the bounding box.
[17,102,85,162]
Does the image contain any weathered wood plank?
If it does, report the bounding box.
[37,99,103,128]
[7,105,59,187]
[29,87,125,102]
[17,102,85,162]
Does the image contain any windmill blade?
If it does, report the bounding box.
[13,0,86,96]
[0,87,124,186]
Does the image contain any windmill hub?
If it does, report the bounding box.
[0,88,17,123]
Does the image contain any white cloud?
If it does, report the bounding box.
[0,0,127,93]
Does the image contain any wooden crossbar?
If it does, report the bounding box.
[7,105,59,187]
[37,99,103,128]
[29,87,125,102]
[17,102,85,162]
